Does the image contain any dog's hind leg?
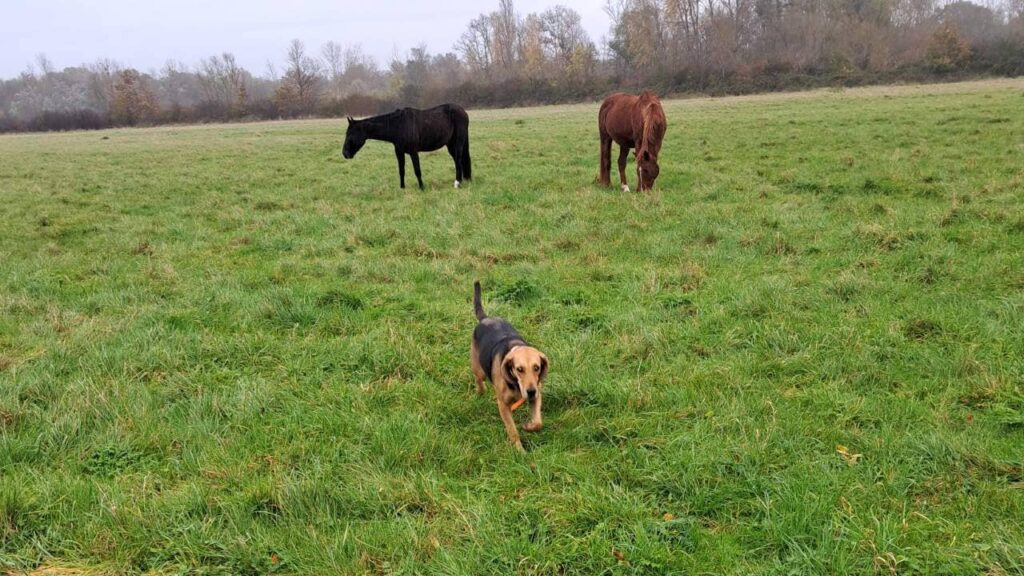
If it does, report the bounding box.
[470,340,486,395]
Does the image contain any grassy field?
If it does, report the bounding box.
[2,78,1024,575]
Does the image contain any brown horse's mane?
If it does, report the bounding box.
[638,91,664,157]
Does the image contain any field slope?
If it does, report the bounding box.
[2,79,1024,574]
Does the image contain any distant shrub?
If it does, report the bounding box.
[26,109,108,132]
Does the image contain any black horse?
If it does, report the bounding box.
[342,104,472,190]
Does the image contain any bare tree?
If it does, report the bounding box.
[491,0,522,77]
[343,45,381,91]
[86,59,122,112]
[941,1,1001,44]
[617,0,667,71]
[197,53,248,117]
[159,60,200,113]
[892,0,939,26]
[458,15,495,75]
[322,41,345,99]
[521,13,549,77]
[1009,0,1024,18]
[540,6,595,66]
[36,54,55,76]
[276,39,323,115]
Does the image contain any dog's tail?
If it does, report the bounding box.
[473,280,486,320]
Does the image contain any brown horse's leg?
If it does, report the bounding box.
[599,134,612,187]
[617,145,631,192]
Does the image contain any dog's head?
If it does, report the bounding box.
[502,346,548,401]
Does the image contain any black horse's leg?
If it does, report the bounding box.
[394,146,406,189]
[410,152,424,190]
[447,142,462,187]
[617,145,631,192]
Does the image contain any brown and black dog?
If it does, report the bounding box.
[471,281,548,452]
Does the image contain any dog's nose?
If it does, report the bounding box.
[527,388,537,399]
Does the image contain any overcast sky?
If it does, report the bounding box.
[1,0,612,78]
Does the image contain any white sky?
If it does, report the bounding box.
[0,0,612,78]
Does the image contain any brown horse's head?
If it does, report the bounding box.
[636,148,660,191]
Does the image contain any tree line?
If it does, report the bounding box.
[1,0,1022,133]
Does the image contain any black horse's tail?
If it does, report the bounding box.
[461,131,473,181]
[473,281,486,320]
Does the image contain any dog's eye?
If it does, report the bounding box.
[516,366,524,373]
[533,365,539,372]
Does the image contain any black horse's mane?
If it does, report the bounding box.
[355,109,404,127]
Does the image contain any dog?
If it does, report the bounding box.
[470,281,549,452]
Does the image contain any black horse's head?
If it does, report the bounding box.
[342,116,366,159]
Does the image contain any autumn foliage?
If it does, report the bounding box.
[2,0,1023,132]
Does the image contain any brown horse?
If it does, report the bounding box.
[598,91,667,192]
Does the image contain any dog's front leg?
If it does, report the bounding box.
[524,394,542,432]
[495,397,525,452]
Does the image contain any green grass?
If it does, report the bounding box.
[2,79,1024,575]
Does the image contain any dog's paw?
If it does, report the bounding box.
[514,440,526,453]
[523,421,543,432]
[454,180,460,189]
[621,184,630,193]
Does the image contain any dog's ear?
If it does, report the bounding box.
[503,356,518,387]
[538,353,548,381]
[346,115,354,124]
